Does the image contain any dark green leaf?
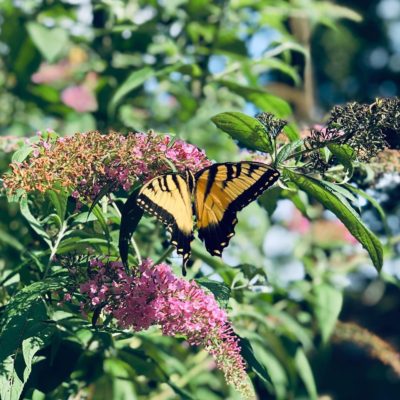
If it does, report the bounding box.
[211,111,274,153]
[259,186,282,217]
[196,278,231,309]
[238,336,272,386]
[294,348,317,400]
[0,278,65,400]
[286,170,383,271]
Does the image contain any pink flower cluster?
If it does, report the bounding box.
[4,130,211,201]
[78,258,253,399]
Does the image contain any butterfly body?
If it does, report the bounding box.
[137,162,280,272]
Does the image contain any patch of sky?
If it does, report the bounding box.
[247,28,282,58]
[387,21,400,52]
[144,77,159,93]
[243,102,259,116]
[376,0,400,20]
[208,55,227,74]
[263,226,297,257]
[368,47,389,69]
[265,259,305,288]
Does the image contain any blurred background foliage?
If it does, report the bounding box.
[0,0,399,399]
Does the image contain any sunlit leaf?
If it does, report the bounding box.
[211,111,274,153]
[218,80,292,118]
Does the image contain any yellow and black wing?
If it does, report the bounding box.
[137,173,194,268]
[194,162,280,256]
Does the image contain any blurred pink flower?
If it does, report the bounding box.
[288,208,311,234]
[31,61,72,84]
[61,85,98,112]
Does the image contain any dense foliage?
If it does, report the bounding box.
[1,1,399,400]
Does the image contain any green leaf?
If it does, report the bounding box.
[275,139,303,165]
[0,228,24,251]
[218,80,292,118]
[91,204,111,244]
[344,184,391,236]
[238,336,272,386]
[259,186,282,217]
[250,343,288,400]
[11,145,32,163]
[294,348,317,400]
[47,189,68,223]
[0,278,65,400]
[20,196,51,245]
[283,123,300,141]
[27,22,68,62]
[109,67,154,114]
[286,171,383,271]
[196,278,231,309]
[211,111,274,153]
[313,284,343,343]
[328,144,356,174]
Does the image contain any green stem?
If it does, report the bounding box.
[155,246,174,265]
[44,220,68,278]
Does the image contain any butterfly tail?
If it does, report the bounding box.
[168,224,193,275]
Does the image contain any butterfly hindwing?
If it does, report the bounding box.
[194,162,280,256]
[137,173,194,266]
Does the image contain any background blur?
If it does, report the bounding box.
[1,1,399,399]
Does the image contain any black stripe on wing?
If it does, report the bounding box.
[136,174,194,274]
[198,164,280,256]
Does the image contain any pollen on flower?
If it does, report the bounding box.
[3,131,211,201]
[75,257,253,399]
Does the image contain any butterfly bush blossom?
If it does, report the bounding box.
[3,130,211,201]
[78,258,254,399]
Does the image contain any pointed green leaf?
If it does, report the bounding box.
[286,170,383,271]
[47,189,68,223]
[238,336,272,386]
[20,196,51,245]
[314,284,343,343]
[211,111,274,153]
[217,80,292,118]
[294,348,317,400]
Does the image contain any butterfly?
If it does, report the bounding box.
[136,161,280,274]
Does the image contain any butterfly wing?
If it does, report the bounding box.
[194,162,280,256]
[137,173,194,267]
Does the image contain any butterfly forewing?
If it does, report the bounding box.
[194,162,280,256]
[137,173,194,266]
